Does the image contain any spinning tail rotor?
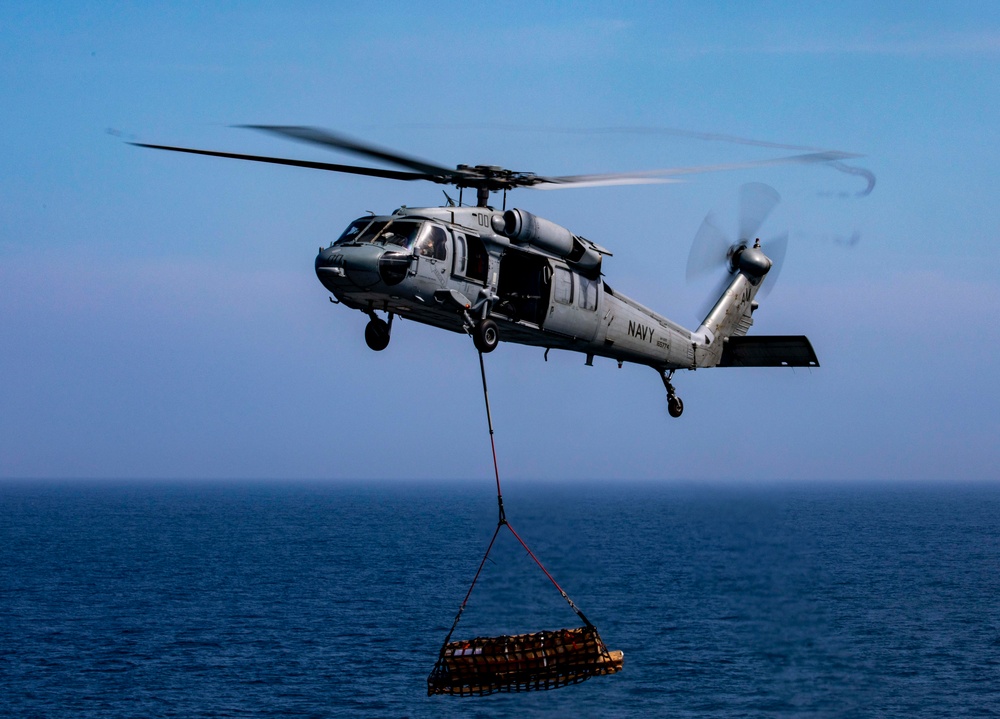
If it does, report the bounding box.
[686,183,788,319]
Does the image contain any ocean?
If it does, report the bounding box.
[2,479,998,718]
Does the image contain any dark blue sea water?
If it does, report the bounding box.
[2,480,999,718]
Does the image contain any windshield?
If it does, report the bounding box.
[335,219,423,249]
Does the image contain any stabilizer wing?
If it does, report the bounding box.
[718,336,819,368]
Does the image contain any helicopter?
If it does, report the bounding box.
[133,126,825,417]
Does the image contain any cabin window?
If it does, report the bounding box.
[465,235,489,283]
[451,232,489,284]
[578,276,598,311]
[453,234,467,276]
[553,267,573,305]
[414,225,448,260]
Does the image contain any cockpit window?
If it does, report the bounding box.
[335,219,423,249]
[336,219,449,260]
[414,225,448,261]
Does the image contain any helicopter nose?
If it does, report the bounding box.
[315,244,385,290]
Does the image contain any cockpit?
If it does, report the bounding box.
[335,218,447,261]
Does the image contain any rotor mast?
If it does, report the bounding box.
[454,165,522,208]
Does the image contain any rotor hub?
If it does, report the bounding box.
[735,241,773,280]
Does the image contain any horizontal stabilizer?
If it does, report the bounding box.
[719,335,819,368]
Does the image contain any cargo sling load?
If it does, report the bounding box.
[429,626,623,696]
[428,352,622,696]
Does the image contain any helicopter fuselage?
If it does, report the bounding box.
[314,205,740,373]
[133,126,823,417]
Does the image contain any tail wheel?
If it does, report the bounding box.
[364,318,390,351]
[473,318,499,353]
[667,396,684,418]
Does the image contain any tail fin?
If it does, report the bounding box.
[691,241,772,367]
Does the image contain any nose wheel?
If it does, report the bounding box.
[364,313,392,351]
[661,370,684,418]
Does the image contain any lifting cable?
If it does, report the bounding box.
[435,350,593,652]
[428,350,623,696]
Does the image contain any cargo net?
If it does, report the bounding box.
[428,625,622,696]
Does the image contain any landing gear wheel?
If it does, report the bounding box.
[364,318,390,351]
[667,395,684,418]
[473,318,499,353]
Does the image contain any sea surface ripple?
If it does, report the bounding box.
[2,480,998,718]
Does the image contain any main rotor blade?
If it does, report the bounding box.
[129,142,439,182]
[135,129,853,197]
[536,151,852,189]
[526,151,850,191]
[739,182,780,241]
[240,125,459,177]
[528,176,681,190]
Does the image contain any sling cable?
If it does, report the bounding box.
[427,351,623,697]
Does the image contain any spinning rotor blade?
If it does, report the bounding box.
[687,183,788,317]
[534,151,853,190]
[756,232,788,302]
[240,125,458,177]
[134,124,855,199]
[243,129,851,191]
[128,142,439,182]
[246,129,854,191]
[739,182,781,242]
[237,125,543,193]
[529,175,681,189]
[686,211,732,282]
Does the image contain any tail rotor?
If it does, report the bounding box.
[686,182,787,316]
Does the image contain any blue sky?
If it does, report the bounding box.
[2,2,998,482]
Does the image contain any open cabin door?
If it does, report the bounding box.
[495,249,550,326]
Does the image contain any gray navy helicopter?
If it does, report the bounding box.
[133,126,824,417]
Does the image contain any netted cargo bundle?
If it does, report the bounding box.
[428,625,623,696]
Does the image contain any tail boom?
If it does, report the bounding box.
[688,242,818,369]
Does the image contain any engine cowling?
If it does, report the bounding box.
[503,209,574,255]
[501,209,602,273]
